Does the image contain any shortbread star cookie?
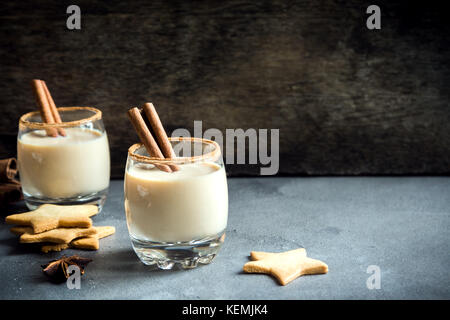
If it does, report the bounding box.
[10,226,98,244]
[41,226,116,252]
[243,248,328,286]
[5,204,98,233]
[249,248,307,261]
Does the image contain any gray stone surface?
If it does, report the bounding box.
[0,177,449,299]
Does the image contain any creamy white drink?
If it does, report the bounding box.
[125,162,228,242]
[18,127,110,199]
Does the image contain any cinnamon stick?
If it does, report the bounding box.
[127,107,172,173]
[41,81,66,136]
[142,103,179,172]
[0,183,22,208]
[0,158,18,183]
[0,157,22,207]
[31,79,58,137]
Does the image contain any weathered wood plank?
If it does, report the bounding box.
[0,1,449,177]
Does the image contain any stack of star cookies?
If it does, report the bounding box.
[5,204,115,253]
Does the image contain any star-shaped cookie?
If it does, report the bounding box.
[243,248,328,285]
[10,226,98,244]
[5,204,98,233]
[41,226,116,252]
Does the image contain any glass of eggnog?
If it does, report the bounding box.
[124,137,228,269]
[17,107,110,211]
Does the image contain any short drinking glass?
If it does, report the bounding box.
[124,137,228,269]
[18,107,110,211]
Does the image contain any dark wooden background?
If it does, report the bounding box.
[1,0,449,177]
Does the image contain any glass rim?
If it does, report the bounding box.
[19,106,102,129]
[128,137,222,164]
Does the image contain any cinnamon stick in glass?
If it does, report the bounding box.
[127,107,172,173]
[41,81,66,136]
[142,103,179,172]
[31,79,58,137]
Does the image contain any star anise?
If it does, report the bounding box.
[42,255,92,283]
